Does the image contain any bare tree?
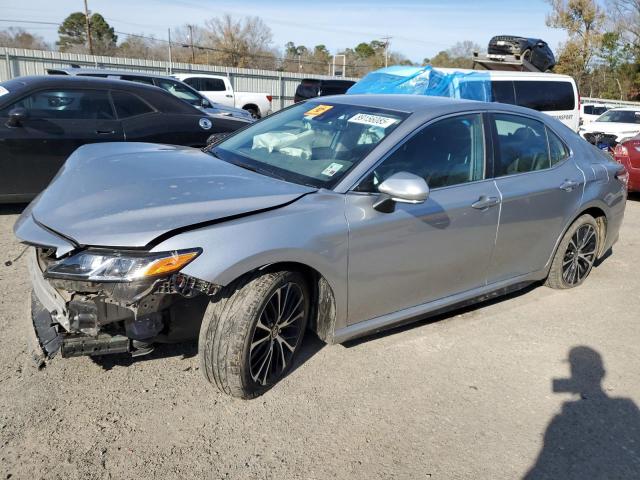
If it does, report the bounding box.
[608,0,640,47]
[0,27,50,50]
[203,14,275,68]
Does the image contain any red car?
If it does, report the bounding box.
[614,136,640,192]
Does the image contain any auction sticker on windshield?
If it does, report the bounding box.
[0,86,8,97]
[304,104,333,118]
[321,162,344,177]
[348,113,398,128]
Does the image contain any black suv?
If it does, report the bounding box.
[293,79,356,103]
[488,36,555,72]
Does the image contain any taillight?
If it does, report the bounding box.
[615,164,629,187]
[614,144,629,156]
[266,95,273,103]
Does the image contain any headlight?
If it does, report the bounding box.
[44,248,201,282]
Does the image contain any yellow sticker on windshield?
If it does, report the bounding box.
[304,104,333,117]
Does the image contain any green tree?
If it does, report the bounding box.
[354,42,375,58]
[57,11,117,54]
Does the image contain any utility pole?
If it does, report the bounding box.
[168,28,173,73]
[83,0,93,55]
[381,36,392,68]
[188,24,195,64]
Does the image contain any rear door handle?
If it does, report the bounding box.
[471,195,500,209]
[559,180,579,192]
[95,129,116,135]
[225,94,233,98]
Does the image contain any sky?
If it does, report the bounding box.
[0,0,568,63]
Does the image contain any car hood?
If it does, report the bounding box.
[582,122,640,135]
[28,143,316,248]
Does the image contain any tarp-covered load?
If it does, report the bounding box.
[346,65,494,102]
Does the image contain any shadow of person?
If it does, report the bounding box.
[524,346,640,479]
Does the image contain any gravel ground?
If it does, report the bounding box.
[1,197,639,480]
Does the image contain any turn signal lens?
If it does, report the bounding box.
[142,251,200,277]
[614,144,629,156]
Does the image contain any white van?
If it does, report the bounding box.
[441,69,580,131]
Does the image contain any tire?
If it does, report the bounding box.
[245,106,260,119]
[545,214,599,289]
[198,270,309,398]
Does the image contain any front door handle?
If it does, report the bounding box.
[95,129,116,135]
[225,94,233,98]
[471,195,500,209]
[559,180,579,192]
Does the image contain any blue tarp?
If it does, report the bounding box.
[346,65,494,102]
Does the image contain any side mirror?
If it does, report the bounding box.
[373,171,429,213]
[6,107,28,127]
[201,98,210,108]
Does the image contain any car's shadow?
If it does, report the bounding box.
[0,203,27,215]
[627,192,640,202]
[90,331,326,375]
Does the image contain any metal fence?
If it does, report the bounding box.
[583,97,640,107]
[0,47,359,111]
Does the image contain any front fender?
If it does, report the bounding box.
[151,191,349,330]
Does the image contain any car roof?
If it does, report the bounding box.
[48,68,177,81]
[608,106,640,111]
[313,93,542,116]
[7,75,165,91]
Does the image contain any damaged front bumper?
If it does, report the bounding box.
[28,246,217,362]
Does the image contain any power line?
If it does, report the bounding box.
[0,18,386,71]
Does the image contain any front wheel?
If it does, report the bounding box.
[198,271,309,398]
[545,214,599,289]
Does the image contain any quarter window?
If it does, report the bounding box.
[547,127,570,165]
[111,91,154,118]
[0,89,114,119]
[357,113,485,191]
[493,114,550,176]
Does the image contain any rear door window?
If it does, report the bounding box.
[111,91,154,118]
[201,78,226,91]
[0,89,114,119]
[181,77,202,90]
[513,81,575,111]
[492,113,550,176]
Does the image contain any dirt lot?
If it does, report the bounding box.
[1,197,639,480]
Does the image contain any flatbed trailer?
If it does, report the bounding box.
[472,52,545,72]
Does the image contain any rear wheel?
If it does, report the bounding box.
[545,214,599,289]
[245,106,260,119]
[198,271,309,398]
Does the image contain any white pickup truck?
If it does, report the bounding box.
[173,73,273,119]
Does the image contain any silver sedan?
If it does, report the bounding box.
[15,95,627,398]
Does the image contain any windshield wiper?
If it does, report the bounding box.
[232,161,287,182]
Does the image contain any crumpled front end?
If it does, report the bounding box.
[27,245,217,361]
[16,208,217,363]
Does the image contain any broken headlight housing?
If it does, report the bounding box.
[44,248,201,282]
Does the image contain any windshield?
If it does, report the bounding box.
[155,79,205,107]
[211,102,408,188]
[596,110,640,124]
